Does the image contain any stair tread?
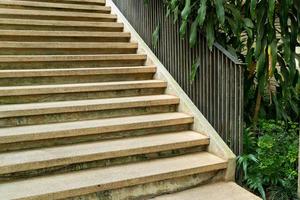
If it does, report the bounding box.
[0,131,209,174]
[0,152,226,200]
[153,182,261,200]
[0,112,194,143]
[0,0,111,11]
[0,30,130,37]
[21,0,106,5]
[0,8,116,19]
[0,41,138,48]
[0,66,155,77]
[0,54,146,62]
[0,94,178,117]
[0,18,123,27]
[0,80,167,96]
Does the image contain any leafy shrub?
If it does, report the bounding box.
[237,120,299,200]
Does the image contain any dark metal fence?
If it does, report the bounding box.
[112,0,244,155]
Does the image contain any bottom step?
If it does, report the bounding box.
[0,152,226,199]
[153,182,261,200]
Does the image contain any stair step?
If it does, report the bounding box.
[0,112,193,144]
[153,182,261,200]
[0,18,123,31]
[0,95,178,118]
[0,8,117,21]
[0,80,166,96]
[0,54,145,63]
[0,152,226,200]
[0,0,111,13]
[0,66,156,86]
[0,131,209,174]
[0,42,138,55]
[20,0,106,6]
[0,54,147,69]
[0,66,155,78]
[0,30,130,42]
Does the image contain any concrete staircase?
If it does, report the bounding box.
[0,0,260,199]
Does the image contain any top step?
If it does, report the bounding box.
[0,0,111,13]
[20,0,106,6]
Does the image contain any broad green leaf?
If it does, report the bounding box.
[258,185,266,200]
[181,0,191,20]
[152,24,160,49]
[256,51,266,79]
[179,20,188,38]
[214,0,225,25]
[268,0,275,26]
[189,20,198,47]
[268,40,277,78]
[283,35,291,63]
[225,4,242,36]
[206,18,215,50]
[190,57,201,82]
[243,18,254,28]
[255,5,266,57]
[196,0,207,26]
[250,0,256,20]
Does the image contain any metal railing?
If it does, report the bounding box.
[112,0,244,155]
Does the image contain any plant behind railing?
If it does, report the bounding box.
[162,0,300,123]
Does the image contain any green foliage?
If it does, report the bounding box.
[237,120,299,200]
[152,24,160,49]
[190,57,201,82]
[162,0,300,122]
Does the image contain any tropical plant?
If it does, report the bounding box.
[237,120,299,200]
[161,0,300,122]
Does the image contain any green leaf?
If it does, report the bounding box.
[190,57,201,82]
[250,0,257,20]
[214,0,225,25]
[268,0,275,25]
[170,0,178,10]
[196,0,207,26]
[152,24,160,49]
[258,185,267,200]
[206,18,215,50]
[243,18,254,28]
[179,20,188,38]
[173,6,179,24]
[256,50,267,93]
[189,20,198,47]
[181,0,191,20]
[268,40,277,78]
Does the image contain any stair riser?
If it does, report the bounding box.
[0,146,207,182]
[0,60,145,70]
[0,14,116,22]
[0,124,190,152]
[0,25,123,32]
[0,73,154,86]
[0,88,165,104]
[0,105,177,127]
[0,5,111,13]
[0,48,137,55]
[71,170,225,200]
[0,35,130,42]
